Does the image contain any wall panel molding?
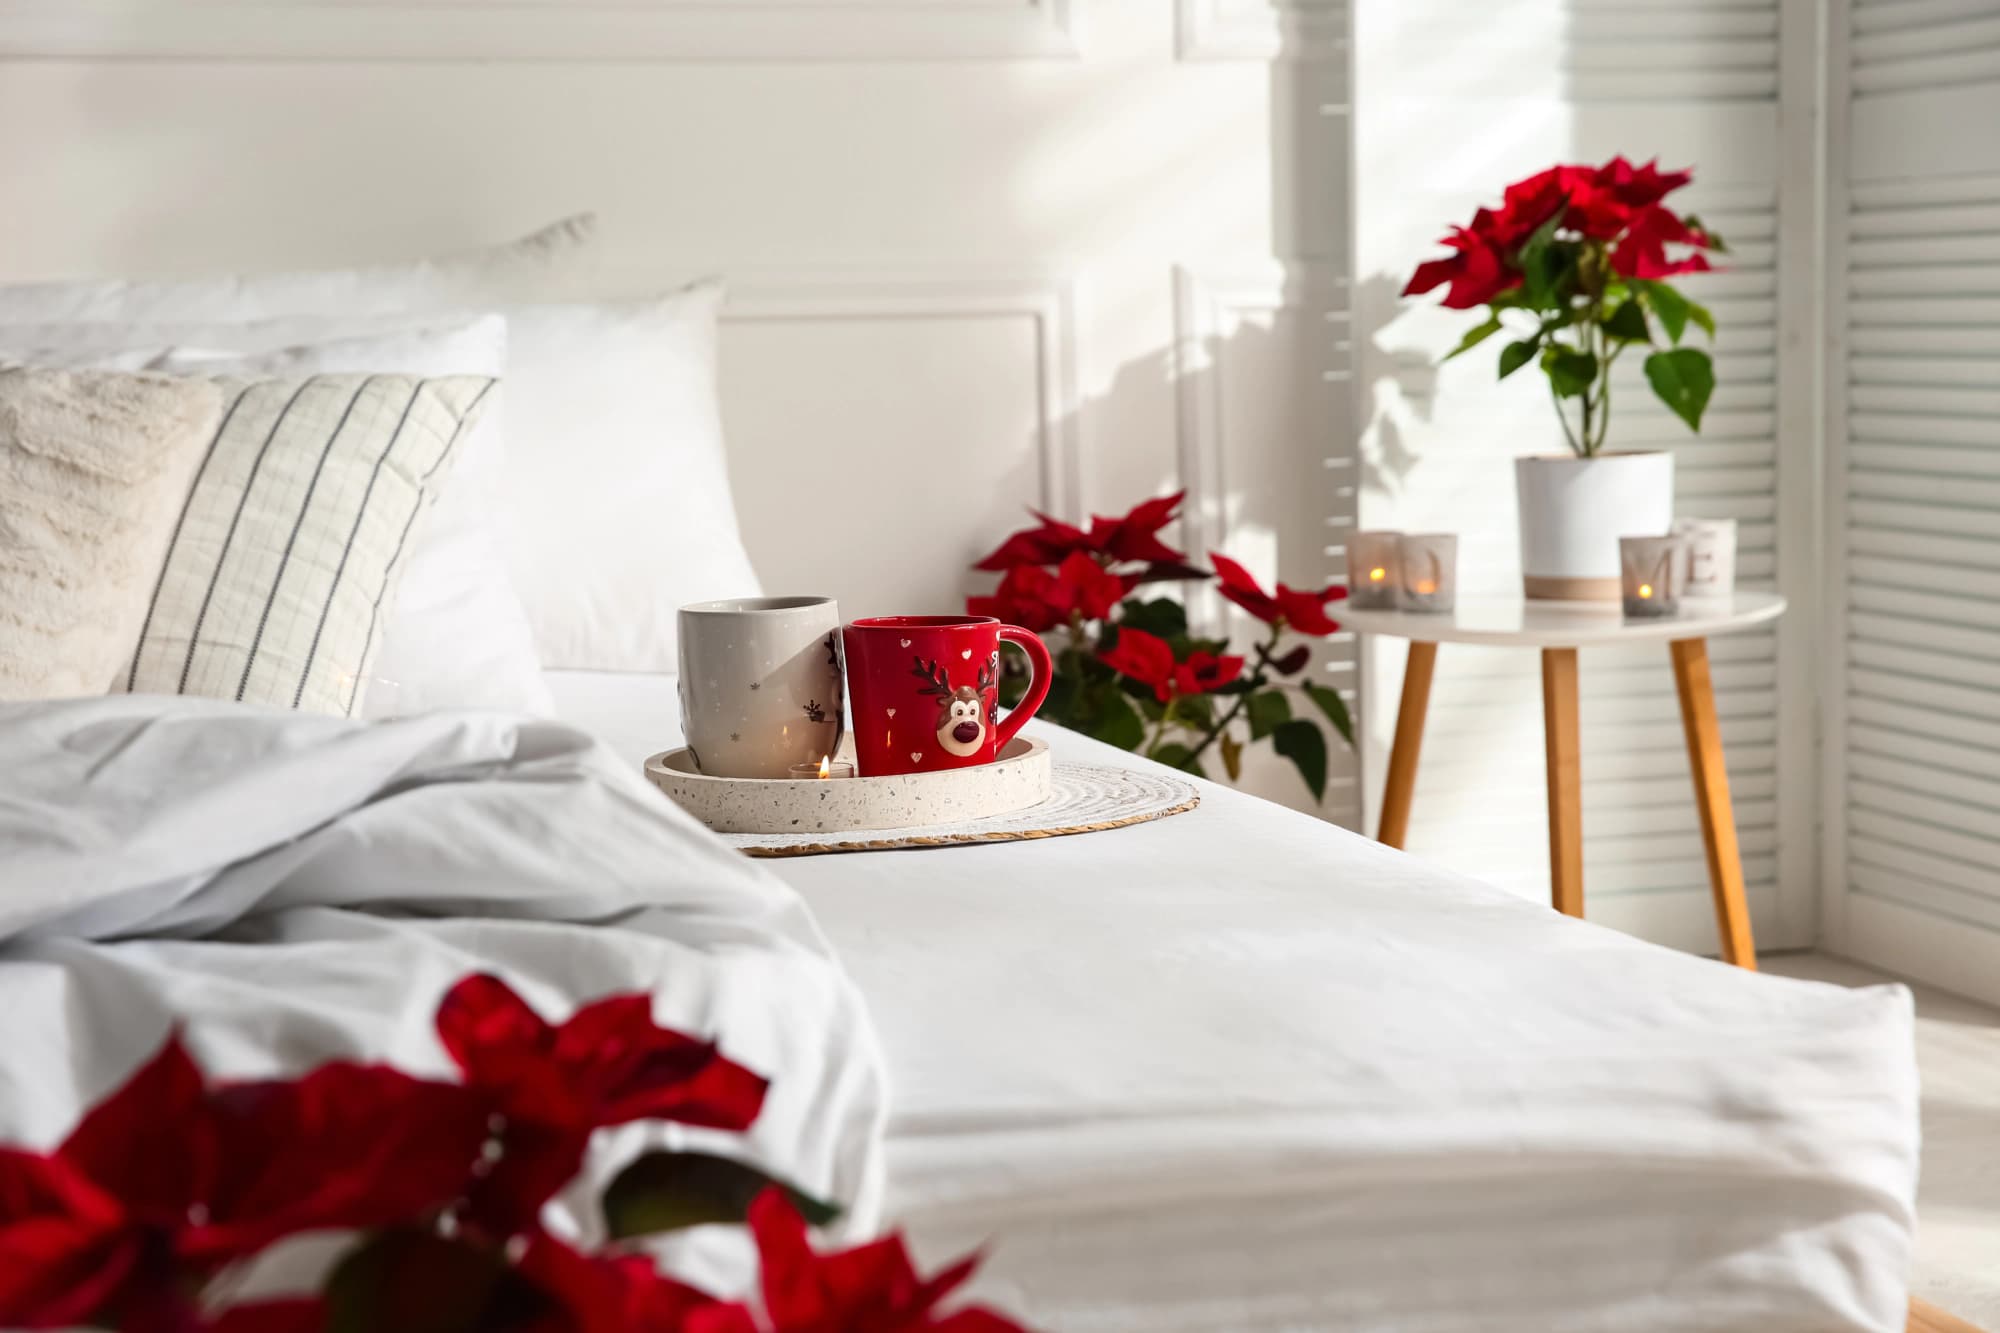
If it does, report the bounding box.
[0,0,1081,61]
[726,271,1083,520]
[1177,0,1345,62]
[1173,260,1359,827]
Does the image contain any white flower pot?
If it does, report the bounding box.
[1514,452,1675,601]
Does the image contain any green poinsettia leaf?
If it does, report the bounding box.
[1302,681,1355,747]
[1638,280,1691,344]
[1686,300,1716,340]
[1543,345,1598,398]
[1272,719,1328,803]
[1087,688,1147,751]
[1039,668,1076,720]
[1247,689,1292,741]
[1644,347,1715,432]
[1442,316,1504,362]
[1219,730,1243,782]
[325,1228,505,1333]
[1498,337,1540,380]
[1602,299,1651,344]
[603,1152,840,1241]
[1175,692,1215,729]
[1150,742,1206,779]
[1118,597,1187,640]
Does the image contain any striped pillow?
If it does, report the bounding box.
[126,373,494,715]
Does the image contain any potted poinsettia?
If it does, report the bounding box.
[1402,156,1722,599]
[968,493,1353,802]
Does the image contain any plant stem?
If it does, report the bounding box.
[1144,695,1180,758]
[1180,624,1285,767]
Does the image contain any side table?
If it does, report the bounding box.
[1343,592,1787,970]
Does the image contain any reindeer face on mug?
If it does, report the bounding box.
[913,653,999,758]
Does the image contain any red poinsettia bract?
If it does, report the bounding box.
[750,1192,1025,1333]
[1209,554,1346,638]
[1097,628,1244,704]
[969,551,1127,632]
[0,1034,485,1330]
[1402,155,1712,309]
[972,492,1193,578]
[436,974,769,1234]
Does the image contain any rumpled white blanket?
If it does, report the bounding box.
[0,694,887,1276]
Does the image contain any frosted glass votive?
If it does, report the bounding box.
[1620,534,1687,619]
[1346,531,1403,610]
[1397,533,1458,613]
[1673,517,1736,598]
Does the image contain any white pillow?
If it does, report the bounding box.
[0,219,760,673]
[494,285,763,672]
[0,214,595,326]
[126,374,496,716]
[0,368,224,700]
[153,319,553,719]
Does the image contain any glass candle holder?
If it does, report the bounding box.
[1345,531,1403,610]
[1673,517,1736,599]
[788,757,856,780]
[1620,535,1687,619]
[1397,533,1458,613]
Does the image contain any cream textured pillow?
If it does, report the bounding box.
[124,373,496,716]
[0,368,224,700]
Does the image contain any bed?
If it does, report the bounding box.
[547,669,1920,1333]
[0,222,1922,1332]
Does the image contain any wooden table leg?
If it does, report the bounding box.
[1669,636,1758,970]
[1376,641,1438,850]
[1541,647,1585,918]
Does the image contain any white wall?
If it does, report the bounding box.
[1352,0,1822,954]
[1823,0,2000,1004]
[0,0,1360,823]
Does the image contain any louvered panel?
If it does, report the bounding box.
[1849,693,2000,750]
[1849,666,2000,723]
[1851,0,2000,95]
[1562,1,1781,100]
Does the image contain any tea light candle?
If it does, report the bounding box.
[1673,517,1736,599]
[1396,533,1458,613]
[1346,531,1403,610]
[788,755,856,780]
[1620,535,1687,619]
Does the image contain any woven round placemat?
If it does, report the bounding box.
[722,762,1200,857]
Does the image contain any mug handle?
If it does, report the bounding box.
[993,625,1055,752]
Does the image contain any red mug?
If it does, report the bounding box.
[843,616,1053,777]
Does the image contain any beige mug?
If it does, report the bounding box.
[677,597,845,778]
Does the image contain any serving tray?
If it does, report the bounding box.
[644,737,1052,836]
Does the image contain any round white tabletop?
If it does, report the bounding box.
[1338,590,1786,647]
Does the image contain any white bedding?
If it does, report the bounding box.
[0,693,887,1291]
[545,669,1921,1333]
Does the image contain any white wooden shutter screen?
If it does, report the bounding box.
[1826,0,2000,1003]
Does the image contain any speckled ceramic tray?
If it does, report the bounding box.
[644,738,1053,836]
[714,762,1200,857]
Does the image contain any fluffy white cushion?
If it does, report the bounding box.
[0,214,595,325]
[0,368,224,699]
[126,374,496,716]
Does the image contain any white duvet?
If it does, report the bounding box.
[0,694,888,1285]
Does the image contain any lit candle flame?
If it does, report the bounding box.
[817,755,832,780]
[1369,566,1386,583]
[1415,579,1437,596]
[1638,583,1654,599]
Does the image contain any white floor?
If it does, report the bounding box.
[1766,952,2000,1329]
